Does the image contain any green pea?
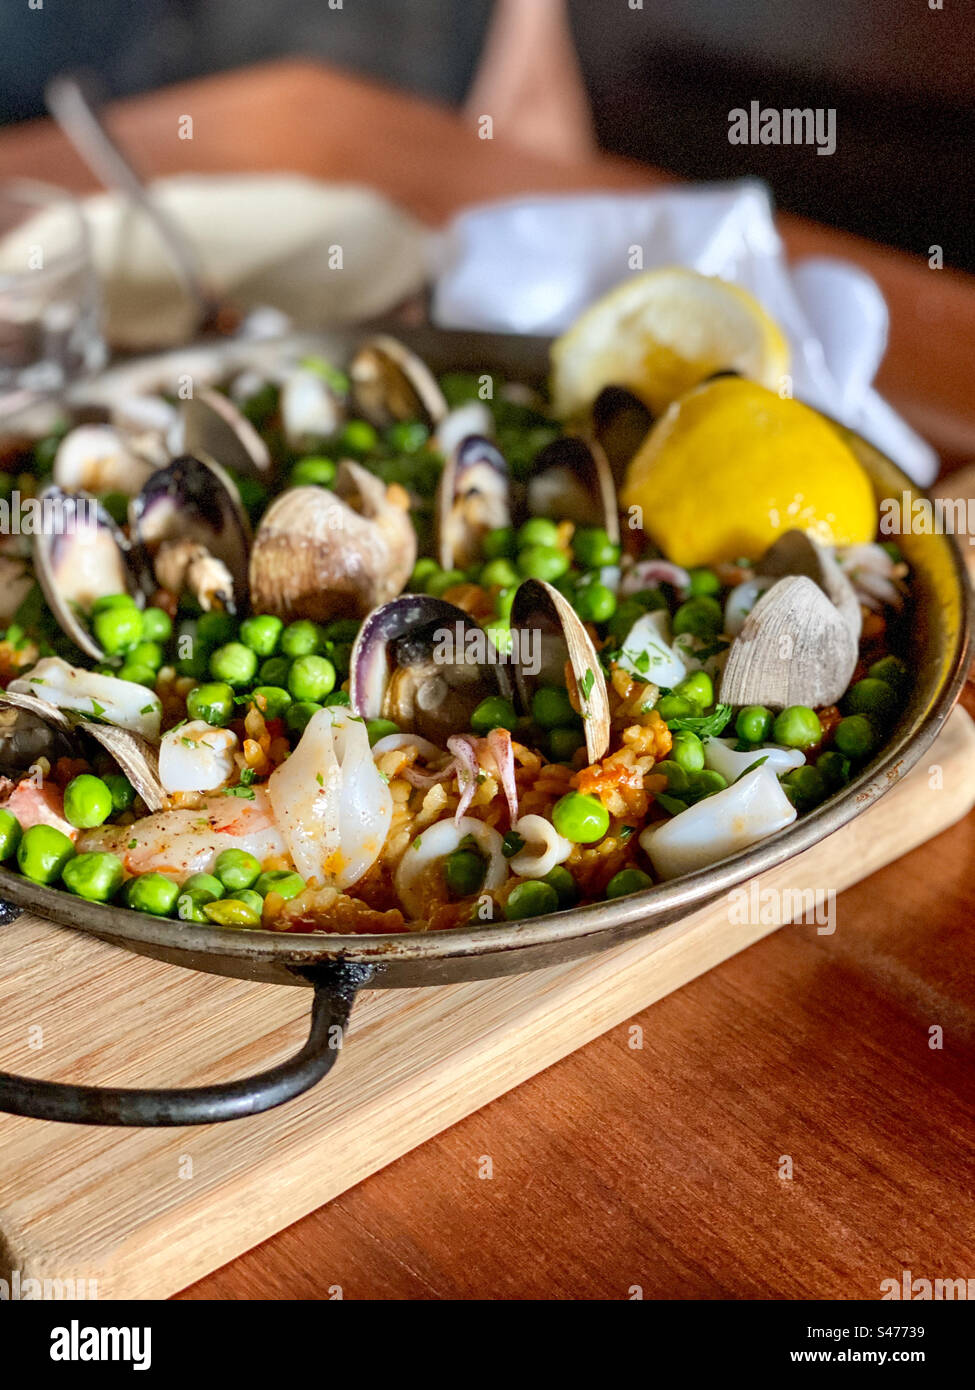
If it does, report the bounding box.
[517,517,561,548]
[781,765,827,811]
[339,420,378,455]
[552,790,609,844]
[213,848,262,892]
[531,685,578,730]
[687,567,721,597]
[482,617,512,656]
[290,456,336,488]
[572,527,621,569]
[239,613,284,657]
[542,864,579,909]
[442,848,487,898]
[183,871,225,901]
[186,681,236,727]
[470,695,518,735]
[17,824,75,884]
[176,645,210,680]
[834,714,876,760]
[323,690,351,707]
[323,619,361,644]
[104,774,135,814]
[655,693,693,722]
[239,381,278,425]
[117,663,158,688]
[425,568,467,597]
[684,769,728,801]
[670,730,705,773]
[209,642,258,688]
[203,899,262,928]
[234,889,265,915]
[673,670,713,710]
[736,704,774,744]
[63,774,113,829]
[867,655,909,695]
[99,495,129,526]
[281,620,326,658]
[605,867,653,899]
[386,420,429,454]
[548,727,586,762]
[251,685,292,719]
[122,872,180,916]
[654,760,690,794]
[62,851,124,903]
[607,596,652,642]
[287,654,336,703]
[410,557,439,588]
[196,610,237,647]
[517,544,570,583]
[259,655,292,686]
[140,607,173,643]
[90,592,137,616]
[254,869,306,900]
[504,880,560,920]
[177,887,218,923]
[772,705,823,750]
[573,581,616,624]
[845,677,900,725]
[672,595,723,638]
[92,604,143,655]
[128,640,164,672]
[495,587,517,619]
[0,807,22,860]
[365,718,401,745]
[482,526,517,560]
[285,701,322,737]
[816,750,851,791]
[480,557,519,589]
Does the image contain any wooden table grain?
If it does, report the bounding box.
[1,60,972,1301]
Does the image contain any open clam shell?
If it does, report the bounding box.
[182,386,272,479]
[435,435,511,571]
[718,574,859,710]
[510,579,610,763]
[33,486,146,661]
[590,385,654,485]
[249,460,416,621]
[756,529,862,642]
[350,594,515,744]
[526,436,620,545]
[130,454,251,614]
[0,689,166,809]
[349,335,448,430]
[52,423,157,497]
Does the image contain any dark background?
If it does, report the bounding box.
[1,0,971,270]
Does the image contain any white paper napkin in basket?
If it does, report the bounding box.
[431,180,937,486]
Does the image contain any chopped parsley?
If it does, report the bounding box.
[502,829,525,858]
[666,704,734,740]
[223,786,255,799]
[580,668,595,700]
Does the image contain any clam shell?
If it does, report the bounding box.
[510,579,610,763]
[435,435,511,571]
[718,575,859,710]
[182,386,272,478]
[757,529,861,641]
[527,436,620,545]
[249,461,416,621]
[590,386,654,484]
[349,335,447,430]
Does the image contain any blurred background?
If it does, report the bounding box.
[1,0,971,270]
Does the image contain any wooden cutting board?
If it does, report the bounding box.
[1,706,973,1301]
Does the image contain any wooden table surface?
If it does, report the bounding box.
[2,60,973,1300]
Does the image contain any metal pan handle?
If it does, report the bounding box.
[0,959,373,1126]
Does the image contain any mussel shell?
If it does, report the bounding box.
[351,594,514,745]
[33,486,144,661]
[509,579,610,763]
[527,436,620,545]
[0,698,72,777]
[349,335,448,430]
[130,454,251,614]
[182,386,272,478]
[435,434,511,571]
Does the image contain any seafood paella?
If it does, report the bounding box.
[0,272,912,935]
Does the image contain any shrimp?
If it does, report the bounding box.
[1,779,77,839]
[77,787,286,881]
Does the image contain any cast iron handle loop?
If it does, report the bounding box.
[0,960,373,1126]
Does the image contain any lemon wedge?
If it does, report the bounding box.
[550,267,791,419]
[620,377,876,567]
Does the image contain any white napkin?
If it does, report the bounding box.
[431,180,937,485]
